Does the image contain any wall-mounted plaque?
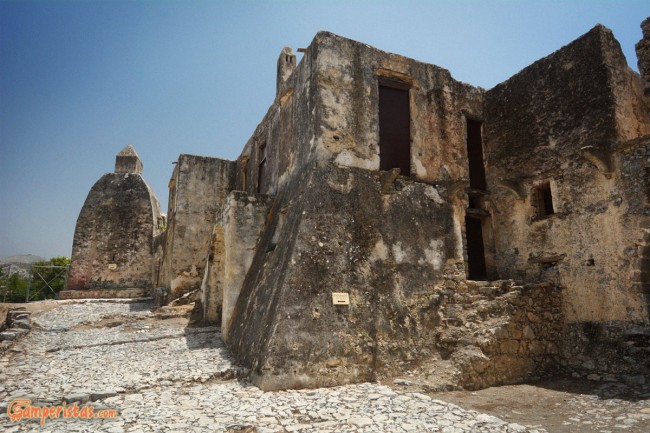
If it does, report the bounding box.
[332,292,350,305]
[108,263,117,270]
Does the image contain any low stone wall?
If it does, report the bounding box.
[59,288,149,300]
[424,280,564,390]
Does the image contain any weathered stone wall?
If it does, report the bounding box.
[227,164,465,390]
[66,146,162,296]
[198,191,271,325]
[158,155,236,298]
[225,162,565,390]
[484,25,650,323]
[220,192,272,337]
[311,32,484,184]
[223,29,583,391]
[237,40,320,198]
[236,32,483,199]
[637,17,650,97]
[617,137,650,304]
[561,320,650,381]
[200,22,649,391]
[557,137,650,380]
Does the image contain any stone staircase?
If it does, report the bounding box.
[0,307,32,353]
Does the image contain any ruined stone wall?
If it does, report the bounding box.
[223,31,570,391]
[219,192,272,336]
[310,31,484,184]
[486,26,627,173]
[308,32,492,284]
[637,17,650,97]
[67,172,162,294]
[484,25,650,323]
[213,24,649,390]
[225,159,565,390]
[194,42,322,324]
[227,164,463,390]
[556,137,650,380]
[236,39,320,198]
[236,31,483,198]
[198,191,271,325]
[158,155,236,298]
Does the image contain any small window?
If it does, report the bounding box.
[534,182,554,217]
[257,143,267,194]
[241,158,249,192]
[466,118,486,190]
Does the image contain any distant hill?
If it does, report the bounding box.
[0,254,45,265]
[0,263,31,279]
[0,255,46,280]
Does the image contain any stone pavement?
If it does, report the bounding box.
[1,299,545,432]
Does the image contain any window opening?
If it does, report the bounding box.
[466,118,486,190]
[379,83,411,176]
[257,143,267,194]
[242,159,249,192]
[534,182,554,217]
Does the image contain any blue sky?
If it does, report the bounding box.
[0,0,648,259]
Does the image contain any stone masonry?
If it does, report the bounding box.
[155,155,236,299]
[69,18,650,392]
[64,145,164,299]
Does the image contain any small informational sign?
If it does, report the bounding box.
[108,264,117,270]
[332,292,350,306]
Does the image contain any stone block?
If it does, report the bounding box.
[152,287,171,307]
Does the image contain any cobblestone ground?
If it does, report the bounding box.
[2,299,544,432]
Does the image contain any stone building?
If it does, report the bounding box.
[72,18,649,391]
[156,19,648,391]
[64,145,164,299]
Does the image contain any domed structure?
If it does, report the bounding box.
[63,145,164,299]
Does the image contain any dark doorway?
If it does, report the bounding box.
[379,84,411,175]
[465,216,487,280]
[466,118,486,190]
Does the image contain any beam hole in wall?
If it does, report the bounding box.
[378,81,411,176]
[533,182,555,218]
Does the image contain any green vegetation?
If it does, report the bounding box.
[0,257,70,303]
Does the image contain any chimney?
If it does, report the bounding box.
[115,144,143,174]
[276,47,296,98]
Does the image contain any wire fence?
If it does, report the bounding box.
[0,264,69,303]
